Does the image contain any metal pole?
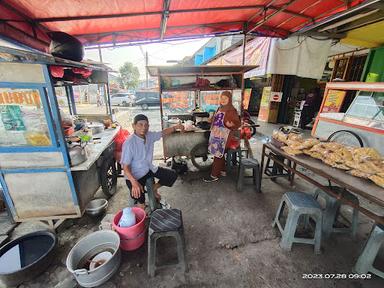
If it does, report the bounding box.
[242,23,247,65]
[98,45,103,62]
[146,51,149,88]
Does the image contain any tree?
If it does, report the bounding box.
[118,62,140,90]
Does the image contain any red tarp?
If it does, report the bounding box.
[0,0,365,51]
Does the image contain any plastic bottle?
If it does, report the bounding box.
[118,207,136,228]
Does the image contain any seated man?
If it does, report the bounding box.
[121,114,184,209]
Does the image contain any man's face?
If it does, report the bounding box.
[133,120,149,137]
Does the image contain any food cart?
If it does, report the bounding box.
[147,65,256,170]
[312,82,384,152]
[0,46,119,228]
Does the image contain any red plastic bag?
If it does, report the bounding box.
[227,137,240,150]
[241,126,252,140]
[115,129,130,152]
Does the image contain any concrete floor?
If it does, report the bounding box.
[2,108,384,288]
[6,135,384,288]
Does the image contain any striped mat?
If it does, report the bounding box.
[150,209,182,232]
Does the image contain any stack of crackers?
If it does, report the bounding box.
[271,131,384,188]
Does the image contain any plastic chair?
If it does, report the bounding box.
[354,224,384,279]
[147,209,186,277]
[236,158,261,193]
[272,192,323,254]
[312,187,359,239]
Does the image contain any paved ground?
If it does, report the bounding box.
[3,107,384,288]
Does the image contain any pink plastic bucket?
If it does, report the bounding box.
[112,207,146,251]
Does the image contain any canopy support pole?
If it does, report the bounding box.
[242,23,247,65]
[160,0,171,40]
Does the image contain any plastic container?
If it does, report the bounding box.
[366,72,379,82]
[118,207,136,228]
[0,231,57,287]
[112,207,146,251]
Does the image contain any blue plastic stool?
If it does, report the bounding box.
[354,224,384,279]
[272,192,323,254]
[312,187,359,239]
[147,209,186,277]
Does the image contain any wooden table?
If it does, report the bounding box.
[260,142,384,225]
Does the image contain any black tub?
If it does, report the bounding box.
[0,230,58,287]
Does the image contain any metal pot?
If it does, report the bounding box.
[69,146,87,166]
[85,199,108,217]
[88,123,104,135]
[66,230,121,288]
[0,231,58,287]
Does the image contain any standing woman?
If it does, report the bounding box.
[204,91,241,182]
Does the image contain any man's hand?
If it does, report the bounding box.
[226,121,235,128]
[131,179,144,199]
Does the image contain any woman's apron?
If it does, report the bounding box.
[208,111,230,158]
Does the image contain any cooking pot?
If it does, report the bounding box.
[87,123,104,135]
[69,146,87,166]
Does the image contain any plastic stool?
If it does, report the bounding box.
[272,192,323,254]
[354,224,384,279]
[148,209,186,277]
[264,153,293,181]
[226,147,242,172]
[312,187,359,239]
[237,158,261,193]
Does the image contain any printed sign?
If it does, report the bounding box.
[0,88,51,147]
[208,111,230,158]
[243,88,252,109]
[0,89,41,107]
[258,87,271,122]
[270,92,282,102]
[322,90,346,113]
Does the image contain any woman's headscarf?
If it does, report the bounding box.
[218,91,236,112]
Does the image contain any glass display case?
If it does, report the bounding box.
[344,91,384,129]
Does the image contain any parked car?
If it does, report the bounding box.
[134,91,160,110]
[110,93,135,106]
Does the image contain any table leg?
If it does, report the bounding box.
[260,145,266,183]
[290,162,296,186]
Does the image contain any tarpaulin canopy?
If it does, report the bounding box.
[0,0,366,51]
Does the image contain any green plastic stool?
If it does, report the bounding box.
[236,158,261,193]
[312,187,359,239]
[272,192,323,254]
[147,209,186,277]
[354,224,384,279]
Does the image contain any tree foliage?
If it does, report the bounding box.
[118,62,140,90]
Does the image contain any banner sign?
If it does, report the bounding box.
[209,37,271,77]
